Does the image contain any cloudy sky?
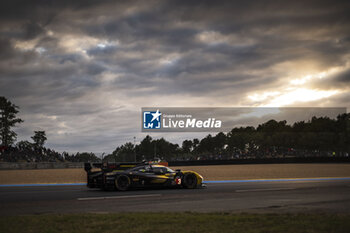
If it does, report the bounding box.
[1,0,349,153]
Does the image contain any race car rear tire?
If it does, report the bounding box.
[115,175,131,191]
[182,173,197,189]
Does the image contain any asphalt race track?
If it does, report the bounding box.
[1,179,350,215]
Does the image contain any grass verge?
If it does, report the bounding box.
[1,213,350,233]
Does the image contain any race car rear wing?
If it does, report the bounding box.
[84,162,145,173]
[84,160,169,173]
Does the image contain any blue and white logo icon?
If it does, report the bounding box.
[143,109,162,129]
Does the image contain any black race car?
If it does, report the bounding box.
[84,162,204,191]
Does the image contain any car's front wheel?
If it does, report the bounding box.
[182,173,197,189]
[115,175,131,191]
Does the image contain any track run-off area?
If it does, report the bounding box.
[1,177,350,215]
[1,163,350,215]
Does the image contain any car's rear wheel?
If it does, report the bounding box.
[182,173,197,189]
[115,175,131,191]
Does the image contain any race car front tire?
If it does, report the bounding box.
[115,175,131,191]
[182,173,197,189]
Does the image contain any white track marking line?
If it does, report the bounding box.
[236,188,295,193]
[77,194,161,201]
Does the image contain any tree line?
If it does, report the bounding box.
[105,114,349,162]
[0,96,349,163]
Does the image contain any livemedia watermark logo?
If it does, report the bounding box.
[141,107,347,133]
[143,110,162,129]
[142,107,225,132]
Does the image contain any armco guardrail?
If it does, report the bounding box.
[168,157,350,166]
[0,162,84,170]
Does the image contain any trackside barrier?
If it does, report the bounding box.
[0,162,84,170]
[0,157,349,170]
[168,157,350,166]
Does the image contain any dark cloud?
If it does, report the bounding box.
[22,22,46,40]
[308,67,350,91]
[0,38,15,59]
[334,69,350,83]
[0,0,349,152]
